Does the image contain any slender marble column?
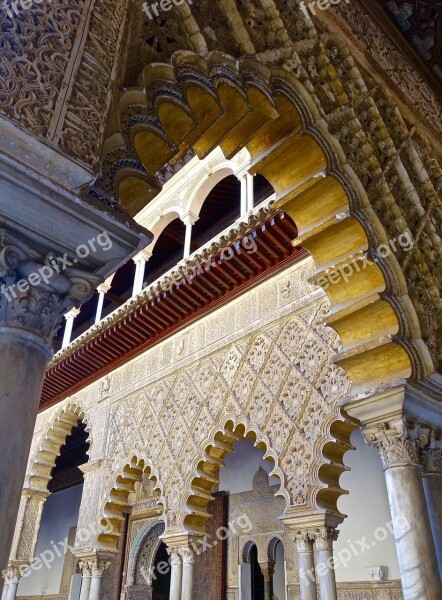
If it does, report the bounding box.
[313,528,338,600]
[421,440,442,577]
[259,562,274,600]
[182,214,198,260]
[62,307,81,348]
[295,532,317,600]
[4,569,20,600]
[132,250,152,296]
[240,175,248,216]
[180,547,195,600]
[1,584,8,600]
[246,173,254,211]
[168,548,183,600]
[79,561,92,600]
[88,560,110,600]
[364,420,442,600]
[95,279,113,324]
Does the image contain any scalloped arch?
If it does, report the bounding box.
[26,402,91,492]
[181,414,291,536]
[98,49,431,395]
[96,454,166,553]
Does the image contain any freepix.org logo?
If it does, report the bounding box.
[2,0,52,19]
[142,0,192,20]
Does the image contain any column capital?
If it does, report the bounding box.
[78,458,103,475]
[132,249,153,265]
[22,488,50,501]
[166,547,182,566]
[86,558,110,578]
[78,561,93,577]
[0,230,101,344]
[64,307,81,320]
[179,546,195,565]
[420,431,442,475]
[181,212,199,226]
[259,562,275,582]
[362,418,429,469]
[4,567,21,585]
[97,281,112,295]
[312,527,339,551]
[293,529,316,552]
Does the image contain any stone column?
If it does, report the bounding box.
[295,531,317,600]
[180,547,195,600]
[313,528,338,600]
[259,562,274,600]
[8,490,50,569]
[246,173,254,211]
[88,559,110,600]
[421,436,442,577]
[132,250,152,296]
[62,307,81,348]
[1,583,8,600]
[167,548,183,600]
[364,420,442,600]
[182,213,198,260]
[240,175,248,216]
[0,237,102,583]
[4,568,20,600]
[79,561,92,600]
[95,278,113,324]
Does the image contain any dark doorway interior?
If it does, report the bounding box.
[152,542,171,600]
[250,544,265,600]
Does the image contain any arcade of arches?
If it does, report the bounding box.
[0,2,441,600]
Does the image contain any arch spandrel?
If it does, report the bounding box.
[94,301,358,549]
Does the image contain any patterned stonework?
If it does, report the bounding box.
[102,296,350,535]
[24,259,355,554]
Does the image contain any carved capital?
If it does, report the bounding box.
[294,530,315,553]
[313,527,339,551]
[79,561,92,578]
[87,559,110,578]
[259,562,275,582]
[0,230,101,344]
[420,431,442,475]
[4,566,21,585]
[179,546,195,565]
[362,419,428,469]
[166,547,182,566]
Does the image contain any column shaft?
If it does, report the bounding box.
[246,173,254,211]
[1,585,8,600]
[385,464,441,599]
[240,176,247,216]
[296,540,317,600]
[170,563,182,600]
[422,473,442,577]
[0,332,52,579]
[79,575,91,600]
[183,222,193,260]
[5,583,18,600]
[313,529,338,600]
[88,576,102,600]
[95,291,106,324]
[181,560,194,600]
